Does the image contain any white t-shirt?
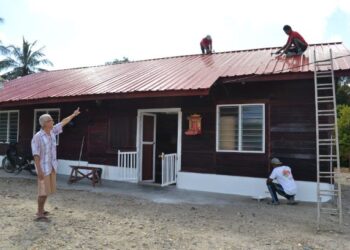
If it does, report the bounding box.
[269,166,297,195]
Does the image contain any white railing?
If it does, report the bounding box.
[161,153,177,186]
[117,150,138,181]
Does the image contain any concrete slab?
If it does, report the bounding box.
[0,169,249,206]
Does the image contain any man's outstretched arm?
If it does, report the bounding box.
[60,107,81,127]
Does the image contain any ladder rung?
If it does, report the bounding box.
[318,110,335,113]
[316,63,332,66]
[318,96,334,99]
[318,100,334,103]
[317,83,333,87]
[320,212,339,215]
[320,208,339,215]
[317,87,332,90]
[319,189,339,193]
[319,171,337,174]
[319,143,336,146]
[316,71,332,75]
[318,115,335,117]
[319,195,339,198]
[316,75,332,79]
[319,139,336,142]
[320,208,339,212]
[319,155,337,157]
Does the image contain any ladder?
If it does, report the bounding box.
[314,49,342,230]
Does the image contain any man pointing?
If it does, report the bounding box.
[31,108,80,221]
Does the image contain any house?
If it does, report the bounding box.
[0,42,349,202]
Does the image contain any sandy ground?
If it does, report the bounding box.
[0,177,349,250]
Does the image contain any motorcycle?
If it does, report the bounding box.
[2,143,36,175]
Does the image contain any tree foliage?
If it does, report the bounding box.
[105,57,129,65]
[338,105,350,167]
[0,17,8,56]
[0,37,53,80]
[336,77,350,105]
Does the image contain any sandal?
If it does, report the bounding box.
[36,211,50,216]
[34,216,50,222]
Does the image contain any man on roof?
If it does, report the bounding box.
[274,25,308,57]
[200,35,212,54]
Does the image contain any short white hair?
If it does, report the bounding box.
[39,114,52,127]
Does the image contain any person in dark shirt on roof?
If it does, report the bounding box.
[274,25,308,57]
[200,35,212,54]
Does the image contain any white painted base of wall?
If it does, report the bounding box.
[57,159,137,183]
[177,172,332,202]
[0,154,331,203]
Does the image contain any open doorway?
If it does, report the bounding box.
[138,108,182,186]
[155,113,178,183]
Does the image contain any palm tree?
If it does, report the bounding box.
[0,17,9,66]
[0,37,53,80]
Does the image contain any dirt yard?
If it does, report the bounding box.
[0,177,349,250]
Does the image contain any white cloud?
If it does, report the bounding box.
[23,0,350,69]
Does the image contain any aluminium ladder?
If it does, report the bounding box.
[314,49,342,230]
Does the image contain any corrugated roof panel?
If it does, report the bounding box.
[0,42,349,103]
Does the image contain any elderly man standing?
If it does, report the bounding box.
[31,108,80,221]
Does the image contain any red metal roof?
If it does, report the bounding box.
[1,42,350,104]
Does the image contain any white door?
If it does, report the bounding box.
[160,153,177,186]
[141,113,156,181]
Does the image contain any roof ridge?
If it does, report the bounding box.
[46,42,344,73]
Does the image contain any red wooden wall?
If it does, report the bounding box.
[0,79,317,181]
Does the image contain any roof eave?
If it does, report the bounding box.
[221,69,350,84]
[0,88,210,107]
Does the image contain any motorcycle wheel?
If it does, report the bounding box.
[24,159,37,176]
[2,157,16,173]
[27,163,37,176]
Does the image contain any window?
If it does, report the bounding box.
[33,109,60,145]
[0,110,19,143]
[216,104,265,153]
[109,115,136,151]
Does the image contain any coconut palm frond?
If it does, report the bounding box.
[2,37,53,80]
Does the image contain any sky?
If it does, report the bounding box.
[1,0,350,70]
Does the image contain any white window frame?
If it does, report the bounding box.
[216,104,265,153]
[33,108,61,145]
[0,110,20,144]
